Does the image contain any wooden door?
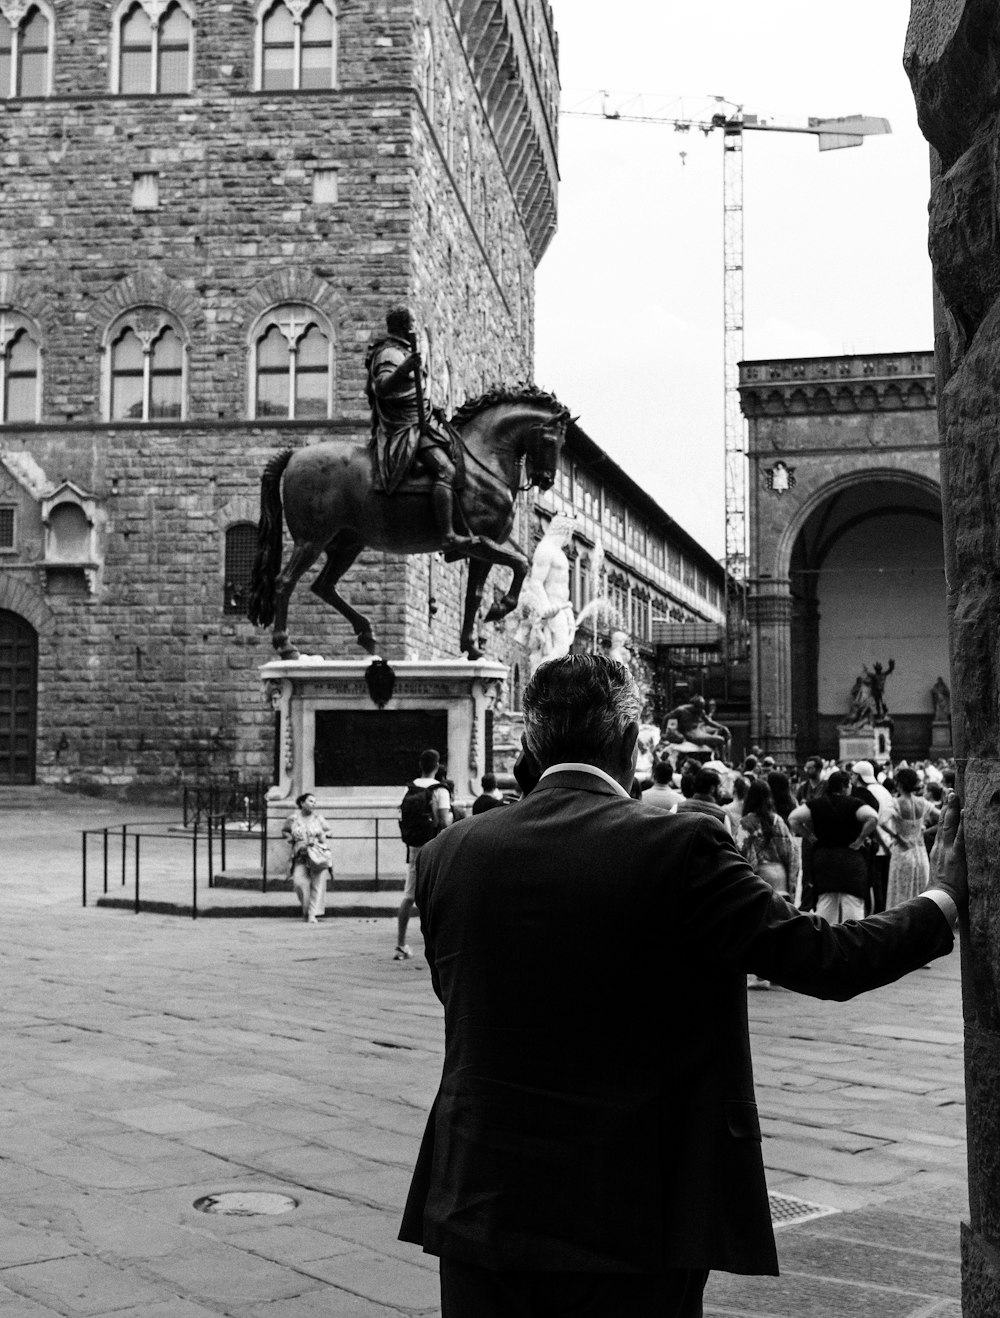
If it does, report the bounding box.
[0,610,38,784]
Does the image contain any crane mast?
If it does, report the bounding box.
[722,120,744,598]
[561,92,890,672]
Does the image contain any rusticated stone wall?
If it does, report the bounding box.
[905,5,1000,1312]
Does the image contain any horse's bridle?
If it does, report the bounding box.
[455,413,565,494]
[523,416,566,492]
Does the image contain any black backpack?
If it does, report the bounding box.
[399,781,439,846]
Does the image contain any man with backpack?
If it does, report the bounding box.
[396,748,453,960]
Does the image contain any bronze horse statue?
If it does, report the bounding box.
[247,385,571,660]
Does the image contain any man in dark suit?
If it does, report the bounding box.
[400,654,965,1317]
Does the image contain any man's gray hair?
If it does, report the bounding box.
[522,653,641,768]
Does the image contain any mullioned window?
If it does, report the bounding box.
[0,2,53,98]
[111,0,194,95]
[103,309,187,421]
[249,305,333,420]
[255,0,337,91]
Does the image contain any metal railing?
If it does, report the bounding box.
[81,809,406,916]
[81,812,267,920]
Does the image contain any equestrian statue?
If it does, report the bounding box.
[247,306,571,661]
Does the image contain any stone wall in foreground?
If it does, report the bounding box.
[905,4,1000,1312]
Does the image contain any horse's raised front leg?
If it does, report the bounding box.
[272,539,326,659]
[460,558,493,660]
[310,536,378,655]
[476,536,529,623]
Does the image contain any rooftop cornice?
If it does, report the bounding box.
[448,0,559,263]
[739,351,936,417]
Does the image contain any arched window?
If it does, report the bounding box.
[251,305,333,419]
[0,314,41,423]
[224,523,257,615]
[149,327,183,417]
[106,313,187,421]
[257,0,336,91]
[114,0,192,94]
[0,3,52,98]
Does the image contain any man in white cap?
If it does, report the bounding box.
[852,760,893,912]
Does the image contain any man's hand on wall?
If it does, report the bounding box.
[930,794,967,911]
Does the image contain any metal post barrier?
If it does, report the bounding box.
[208,813,214,890]
[121,824,127,886]
[192,820,198,919]
[103,828,109,895]
[221,815,227,873]
[262,807,269,892]
[374,818,380,891]
[134,834,141,914]
[82,832,87,907]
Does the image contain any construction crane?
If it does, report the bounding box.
[561,91,891,664]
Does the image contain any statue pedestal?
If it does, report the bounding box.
[930,720,953,758]
[660,740,713,763]
[261,657,506,877]
[838,720,892,765]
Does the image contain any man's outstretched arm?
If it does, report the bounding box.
[679,802,965,1000]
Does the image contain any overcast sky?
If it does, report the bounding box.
[534,0,933,558]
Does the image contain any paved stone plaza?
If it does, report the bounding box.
[0,790,966,1316]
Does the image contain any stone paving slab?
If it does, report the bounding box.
[0,793,970,1315]
[1,1255,176,1314]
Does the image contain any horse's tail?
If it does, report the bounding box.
[247,448,294,627]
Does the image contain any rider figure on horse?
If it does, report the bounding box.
[365,307,474,551]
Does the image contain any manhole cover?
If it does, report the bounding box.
[193,1192,298,1216]
[769,1191,838,1229]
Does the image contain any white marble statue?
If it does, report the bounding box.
[608,630,631,667]
[515,514,577,673]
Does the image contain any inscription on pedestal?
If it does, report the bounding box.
[308,681,460,698]
[314,710,449,787]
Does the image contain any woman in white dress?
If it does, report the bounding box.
[885,767,930,907]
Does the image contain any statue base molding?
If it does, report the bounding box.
[261,656,506,877]
[838,719,892,765]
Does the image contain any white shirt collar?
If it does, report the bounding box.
[538,762,633,800]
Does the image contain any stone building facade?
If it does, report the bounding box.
[740,350,945,763]
[0,0,560,789]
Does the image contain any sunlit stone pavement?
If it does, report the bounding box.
[0,791,964,1316]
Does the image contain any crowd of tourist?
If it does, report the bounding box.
[284,717,955,992]
[634,745,954,987]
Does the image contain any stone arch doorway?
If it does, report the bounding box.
[0,609,38,784]
[787,474,946,761]
[741,349,941,762]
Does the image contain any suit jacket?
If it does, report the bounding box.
[399,770,954,1276]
